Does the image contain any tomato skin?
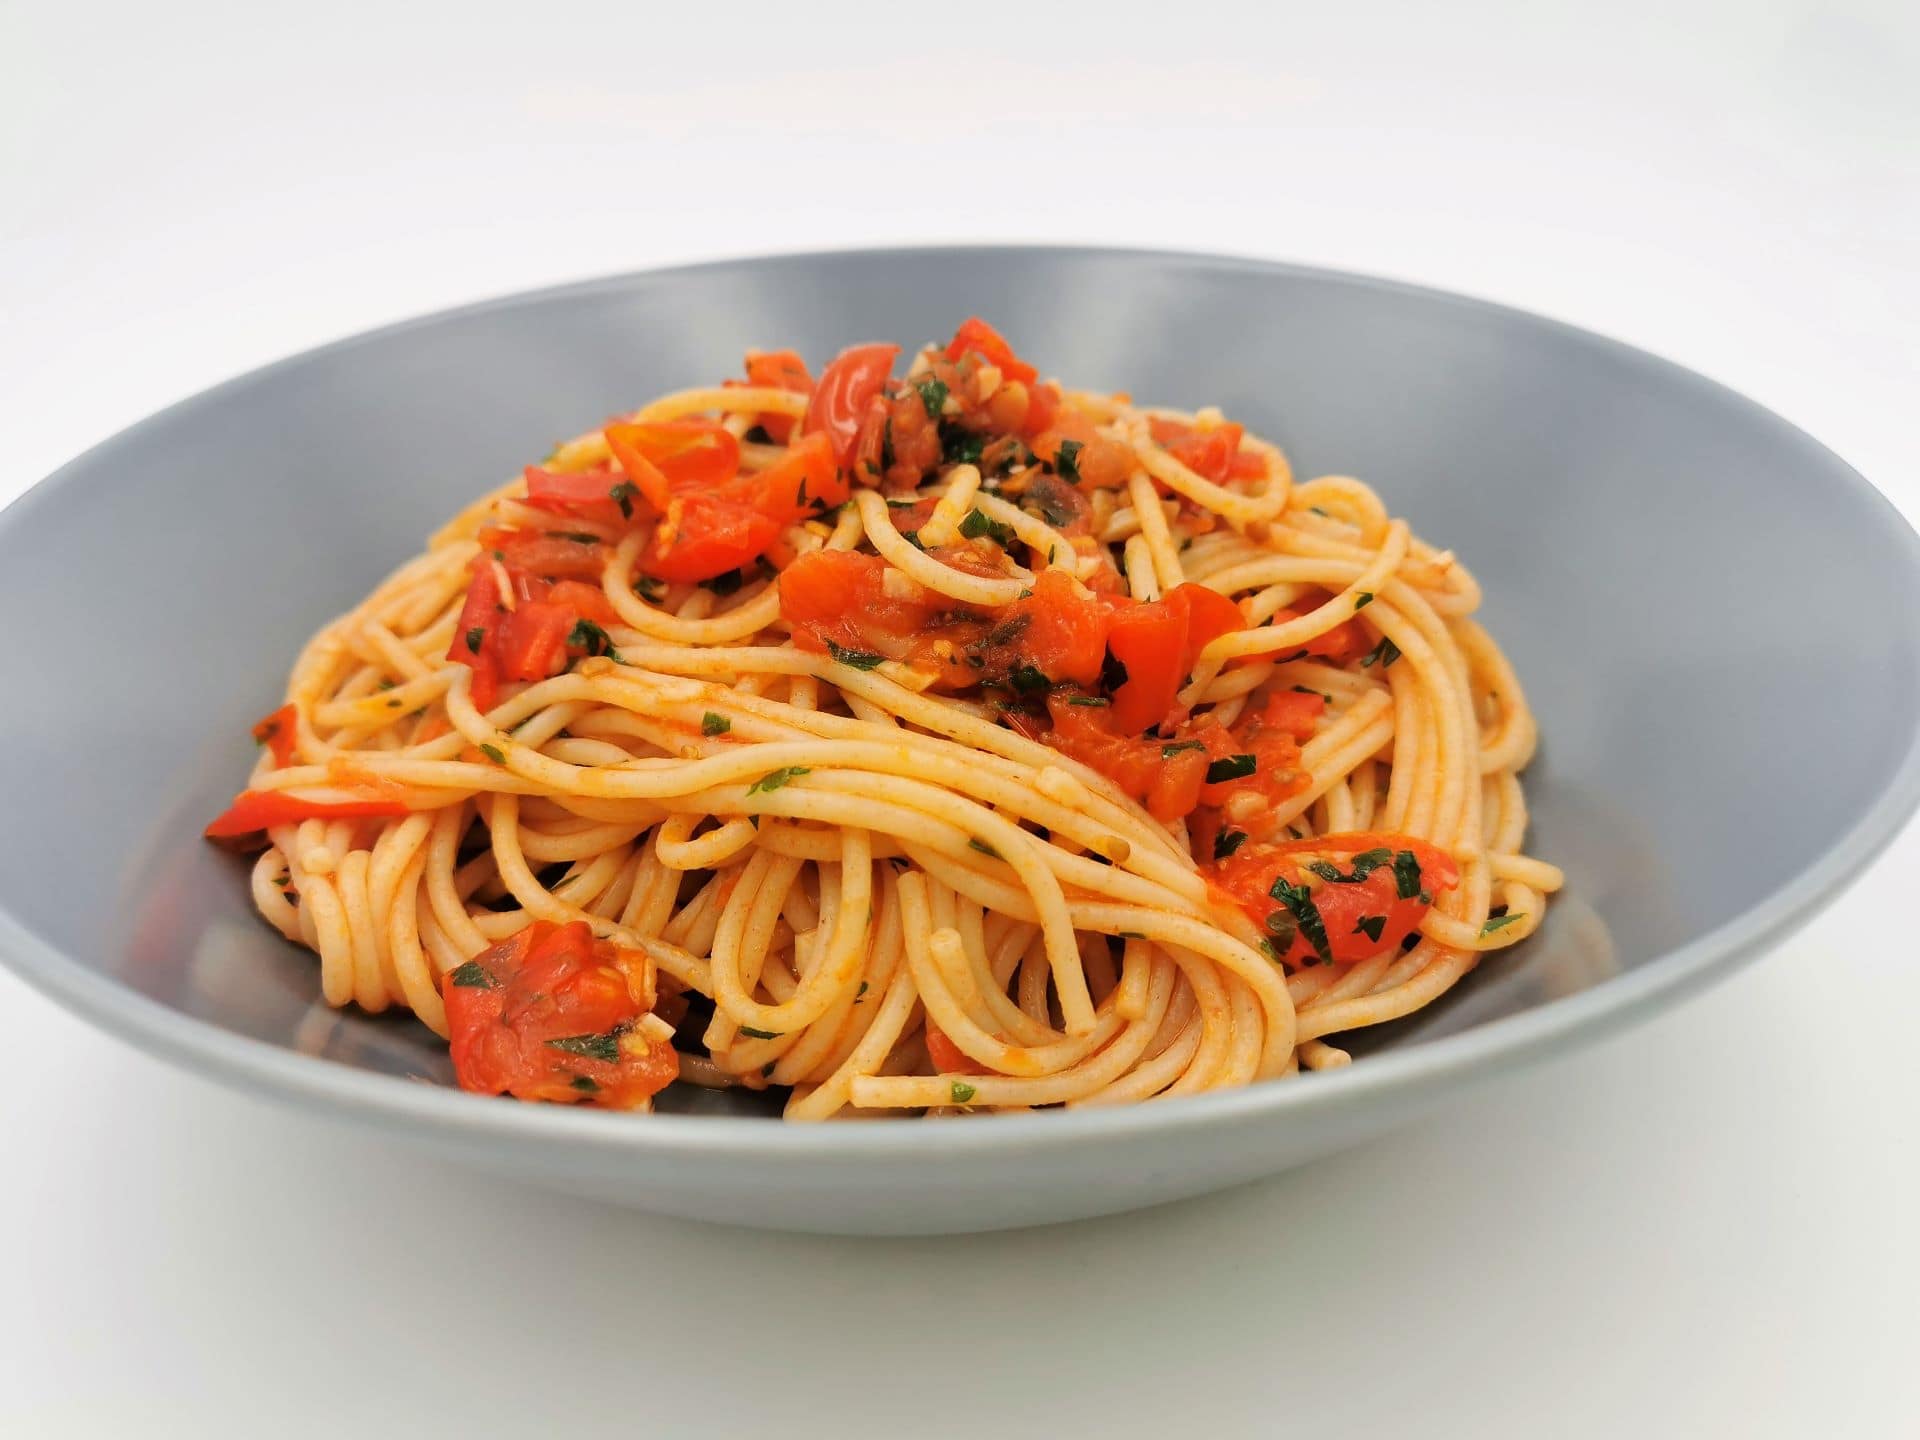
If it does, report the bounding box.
[205,780,412,842]
[1168,583,1245,670]
[945,317,1038,385]
[1208,833,1461,968]
[251,704,298,768]
[611,421,740,490]
[1148,417,1248,484]
[603,424,673,512]
[444,920,678,1109]
[522,466,633,526]
[639,494,781,583]
[1103,603,1185,734]
[803,343,899,470]
[744,431,841,523]
[924,1021,991,1076]
[740,349,813,443]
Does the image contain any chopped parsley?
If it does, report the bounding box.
[856,981,869,1000]
[478,743,505,765]
[1352,914,1387,944]
[825,638,885,670]
[570,1075,601,1094]
[748,766,810,794]
[552,531,602,545]
[701,712,731,736]
[740,1026,781,1040]
[702,568,744,596]
[1100,648,1129,692]
[1481,913,1525,936]
[916,376,949,418]
[448,960,497,989]
[1204,753,1257,783]
[958,508,1017,547]
[1361,636,1402,669]
[986,613,1032,647]
[1161,740,1206,757]
[1066,695,1110,707]
[1258,937,1285,963]
[546,1032,621,1062]
[609,480,638,519]
[633,575,666,603]
[1213,829,1248,860]
[1393,850,1424,900]
[949,1080,977,1105]
[1353,591,1374,610]
[464,626,486,652]
[942,425,985,467]
[1054,438,1083,483]
[567,618,619,660]
[968,837,1003,860]
[1270,876,1333,965]
[1292,684,1333,703]
[1007,663,1052,694]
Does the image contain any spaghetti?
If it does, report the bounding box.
[209,317,1561,1118]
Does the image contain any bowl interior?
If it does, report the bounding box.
[2,248,1916,1115]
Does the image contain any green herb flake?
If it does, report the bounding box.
[478,743,505,765]
[968,837,1003,860]
[856,981,869,1000]
[552,531,602,545]
[1269,876,1333,965]
[1100,648,1129,692]
[1066,695,1110,707]
[949,1080,977,1105]
[567,618,619,661]
[546,1032,620,1062]
[609,480,638,519]
[1304,860,1345,883]
[748,766,811,795]
[1258,937,1285,964]
[1162,740,1206,757]
[1361,636,1402,669]
[634,576,666,603]
[1353,914,1387,944]
[1353,591,1374,610]
[1205,753,1257,783]
[570,1075,602,1094]
[740,1026,782,1040]
[1393,850,1424,900]
[448,960,496,989]
[958,508,1017,547]
[1481,913,1525,937]
[1007,663,1052,695]
[464,626,486,652]
[1291,684,1333,703]
[1213,830,1248,860]
[703,568,744,597]
[825,638,885,671]
[701,711,731,737]
[1054,438,1083,483]
[986,613,1032,647]
[916,376,949,419]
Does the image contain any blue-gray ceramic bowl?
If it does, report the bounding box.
[3,247,1916,1234]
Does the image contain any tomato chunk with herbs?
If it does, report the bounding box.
[1207,833,1461,969]
[803,343,899,471]
[444,920,678,1108]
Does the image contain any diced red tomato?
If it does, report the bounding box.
[1100,583,1243,734]
[739,349,813,443]
[479,527,611,583]
[522,466,635,527]
[251,704,297,768]
[1030,407,1137,490]
[945,317,1037,385]
[741,431,842,523]
[608,421,740,491]
[924,1021,991,1076]
[443,920,678,1109]
[803,343,899,471]
[639,493,781,583]
[491,601,573,682]
[1207,832,1461,969]
[1022,380,1062,439]
[1011,571,1109,688]
[1260,688,1326,740]
[1042,696,1208,821]
[1148,416,1252,484]
[205,775,413,843]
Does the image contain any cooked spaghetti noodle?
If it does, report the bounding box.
[209,318,1561,1118]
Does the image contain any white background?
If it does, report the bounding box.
[3,2,1916,1435]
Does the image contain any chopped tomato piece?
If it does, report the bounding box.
[1148,416,1247,484]
[1022,380,1062,439]
[639,493,781,583]
[1102,602,1185,734]
[803,343,899,471]
[1167,583,1245,670]
[945,317,1037,385]
[444,920,678,1109]
[1207,833,1461,969]
[924,1021,991,1076]
[205,777,413,842]
[522,466,636,526]
[602,424,672,512]
[1011,571,1108,687]
[609,420,740,492]
[743,431,842,523]
[740,349,813,443]
[541,578,619,628]
[479,527,611,583]
[492,601,573,683]
[251,704,297,768]
[1260,688,1326,741]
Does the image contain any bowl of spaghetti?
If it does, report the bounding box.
[2,247,1916,1233]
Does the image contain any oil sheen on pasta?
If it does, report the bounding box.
[209,318,1562,1118]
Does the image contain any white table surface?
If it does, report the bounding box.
[3,3,1916,1435]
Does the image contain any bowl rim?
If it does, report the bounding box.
[4,242,1918,1162]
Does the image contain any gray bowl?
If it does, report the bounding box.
[3,247,1916,1235]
